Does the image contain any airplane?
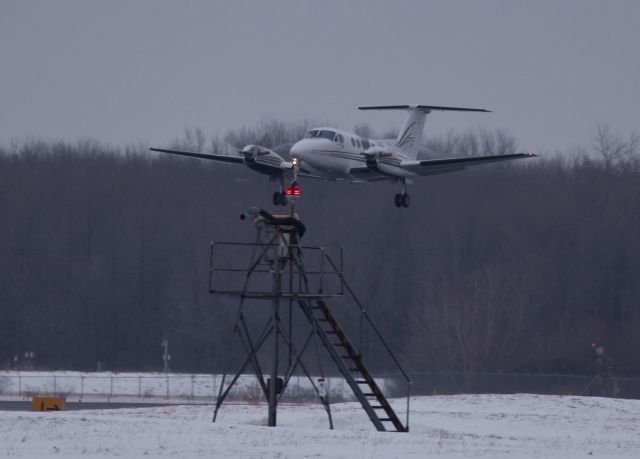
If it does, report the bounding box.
[150,105,537,208]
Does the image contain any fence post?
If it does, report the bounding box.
[138,376,142,398]
[191,375,195,400]
[80,376,85,400]
[53,375,57,395]
[18,374,22,397]
[166,375,170,400]
[109,376,113,402]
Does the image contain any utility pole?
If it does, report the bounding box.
[161,338,170,373]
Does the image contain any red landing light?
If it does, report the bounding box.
[286,187,301,196]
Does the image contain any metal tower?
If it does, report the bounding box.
[209,207,410,432]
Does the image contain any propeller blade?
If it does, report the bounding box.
[272,142,293,158]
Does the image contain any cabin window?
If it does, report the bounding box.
[337,134,344,144]
[356,139,361,149]
[350,137,355,147]
[304,130,319,138]
[362,140,370,149]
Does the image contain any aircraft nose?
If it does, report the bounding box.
[290,140,307,159]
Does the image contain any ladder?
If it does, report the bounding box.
[298,299,407,432]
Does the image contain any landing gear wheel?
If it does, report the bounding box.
[279,193,288,206]
[402,193,411,208]
[273,191,281,206]
[394,193,403,208]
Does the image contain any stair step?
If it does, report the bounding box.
[378,418,392,422]
[371,406,385,409]
[355,380,369,384]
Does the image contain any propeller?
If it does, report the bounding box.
[239,144,270,163]
[361,147,392,169]
[272,142,294,158]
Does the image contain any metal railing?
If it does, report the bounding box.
[209,241,344,299]
[321,252,412,431]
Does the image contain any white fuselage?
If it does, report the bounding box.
[289,127,412,181]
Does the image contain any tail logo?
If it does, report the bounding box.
[396,122,416,148]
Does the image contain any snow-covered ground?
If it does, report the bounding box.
[1,394,638,458]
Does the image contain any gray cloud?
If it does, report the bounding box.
[1,0,639,152]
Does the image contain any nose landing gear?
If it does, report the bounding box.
[273,179,300,207]
[273,190,288,206]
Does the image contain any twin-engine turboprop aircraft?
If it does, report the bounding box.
[150,105,537,208]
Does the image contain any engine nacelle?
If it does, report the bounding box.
[240,144,275,163]
[362,146,393,168]
[376,162,418,178]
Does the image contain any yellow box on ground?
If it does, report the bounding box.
[32,397,64,411]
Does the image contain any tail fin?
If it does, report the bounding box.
[394,108,427,158]
[358,105,491,159]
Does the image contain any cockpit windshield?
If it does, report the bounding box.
[304,129,336,141]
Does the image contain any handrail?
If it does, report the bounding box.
[209,241,344,297]
[323,253,411,385]
[323,252,411,430]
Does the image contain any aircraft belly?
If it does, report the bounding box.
[304,150,359,178]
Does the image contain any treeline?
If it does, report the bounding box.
[0,124,639,376]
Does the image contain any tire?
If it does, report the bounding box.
[394,193,403,208]
[279,193,288,206]
[402,193,411,208]
[273,191,281,206]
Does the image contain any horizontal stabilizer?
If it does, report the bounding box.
[358,105,491,113]
[417,152,536,168]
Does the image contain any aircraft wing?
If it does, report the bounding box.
[401,152,537,175]
[149,148,245,164]
[347,166,394,182]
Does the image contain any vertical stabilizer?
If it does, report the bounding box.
[394,107,427,159]
[358,104,490,160]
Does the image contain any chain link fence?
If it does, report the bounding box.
[2,371,638,404]
[0,371,370,404]
[406,372,640,399]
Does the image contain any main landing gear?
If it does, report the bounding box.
[394,192,410,208]
[394,179,410,208]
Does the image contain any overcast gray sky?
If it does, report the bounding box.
[1,0,639,153]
